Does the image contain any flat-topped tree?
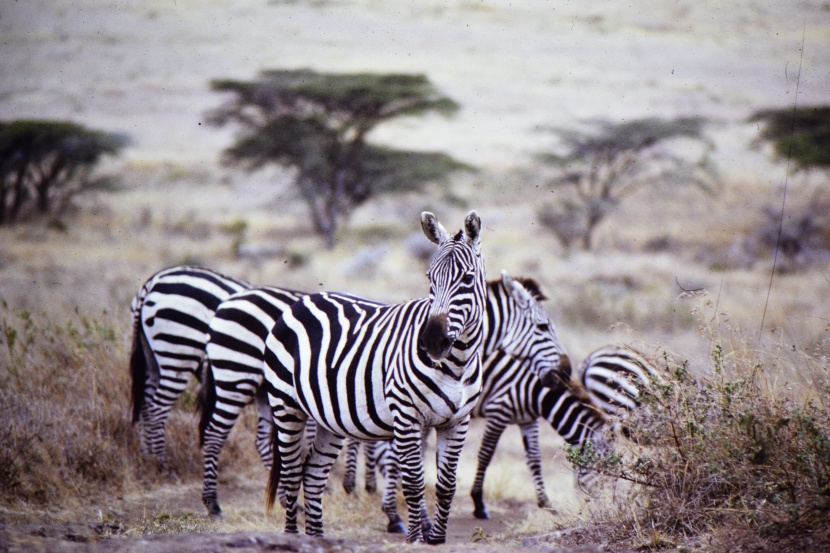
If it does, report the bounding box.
[750,106,830,173]
[0,120,125,225]
[208,70,470,248]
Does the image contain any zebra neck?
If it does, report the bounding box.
[481,284,510,356]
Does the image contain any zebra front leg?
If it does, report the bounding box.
[302,427,345,537]
[519,420,555,512]
[470,416,508,520]
[342,438,361,494]
[427,417,470,545]
[395,420,428,543]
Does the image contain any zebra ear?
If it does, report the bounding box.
[463,210,481,251]
[501,269,532,308]
[421,211,450,245]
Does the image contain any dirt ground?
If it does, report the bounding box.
[1,418,606,552]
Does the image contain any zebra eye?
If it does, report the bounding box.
[537,323,550,332]
[461,273,475,285]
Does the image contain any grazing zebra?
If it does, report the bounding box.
[129,265,250,471]
[263,211,488,544]
[577,344,661,437]
[199,285,306,519]
[199,268,570,520]
[343,347,612,527]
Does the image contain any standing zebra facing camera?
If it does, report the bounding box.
[199,266,570,521]
[263,211,489,544]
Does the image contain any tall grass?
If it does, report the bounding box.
[0,302,208,508]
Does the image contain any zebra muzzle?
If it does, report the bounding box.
[418,314,455,362]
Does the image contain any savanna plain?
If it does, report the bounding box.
[1,1,830,552]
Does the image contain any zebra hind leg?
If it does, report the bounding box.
[470,417,509,520]
[519,420,555,512]
[377,442,406,534]
[302,428,345,537]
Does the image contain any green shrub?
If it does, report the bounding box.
[568,344,830,545]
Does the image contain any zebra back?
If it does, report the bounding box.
[578,344,662,419]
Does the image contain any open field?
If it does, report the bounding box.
[1,1,830,552]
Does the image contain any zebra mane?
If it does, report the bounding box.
[512,276,548,301]
[548,377,608,423]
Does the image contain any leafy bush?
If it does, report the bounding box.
[568,343,830,547]
[0,120,126,225]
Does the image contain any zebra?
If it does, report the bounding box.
[263,211,488,544]
[129,265,250,471]
[342,347,612,527]
[577,344,662,438]
[198,270,570,520]
[199,285,306,518]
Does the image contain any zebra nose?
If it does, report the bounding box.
[419,315,453,361]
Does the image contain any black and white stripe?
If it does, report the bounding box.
[263,211,488,544]
[198,285,306,518]
[346,348,610,527]
[578,344,661,436]
[199,271,569,520]
[469,349,610,519]
[129,265,249,471]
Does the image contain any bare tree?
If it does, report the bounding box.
[536,117,718,251]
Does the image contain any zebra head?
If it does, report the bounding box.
[495,271,571,387]
[418,210,486,363]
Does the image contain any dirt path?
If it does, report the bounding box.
[0,478,604,553]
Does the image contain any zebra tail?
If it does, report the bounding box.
[198,362,218,448]
[264,424,281,513]
[129,310,147,425]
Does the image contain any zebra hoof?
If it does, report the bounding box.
[365,482,377,494]
[343,481,355,494]
[387,519,406,534]
[203,501,224,521]
[425,533,445,545]
[473,506,490,520]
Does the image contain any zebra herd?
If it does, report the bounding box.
[129,211,661,544]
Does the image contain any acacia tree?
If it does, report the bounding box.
[208,70,470,248]
[536,117,719,251]
[747,106,830,262]
[0,120,124,225]
[749,106,830,172]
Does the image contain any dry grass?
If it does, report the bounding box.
[562,305,830,551]
[1,160,830,552]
